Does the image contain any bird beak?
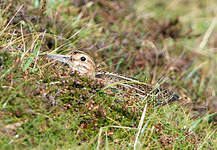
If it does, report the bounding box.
[45,53,71,63]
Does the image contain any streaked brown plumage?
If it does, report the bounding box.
[46,50,180,105]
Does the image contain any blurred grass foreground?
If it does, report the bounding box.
[0,0,216,149]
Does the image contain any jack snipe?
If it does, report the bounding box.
[45,50,180,105]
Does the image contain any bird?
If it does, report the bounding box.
[45,50,180,106]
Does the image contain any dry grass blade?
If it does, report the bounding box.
[97,127,103,150]
[198,16,217,52]
[134,103,148,150]
[197,129,216,150]
[0,5,23,37]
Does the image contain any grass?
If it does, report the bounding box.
[0,0,217,149]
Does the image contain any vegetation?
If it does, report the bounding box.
[0,0,216,149]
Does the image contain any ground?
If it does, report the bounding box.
[0,0,216,149]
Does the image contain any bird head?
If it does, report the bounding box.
[46,50,96,78]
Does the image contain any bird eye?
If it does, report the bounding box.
[80,56,86,61]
